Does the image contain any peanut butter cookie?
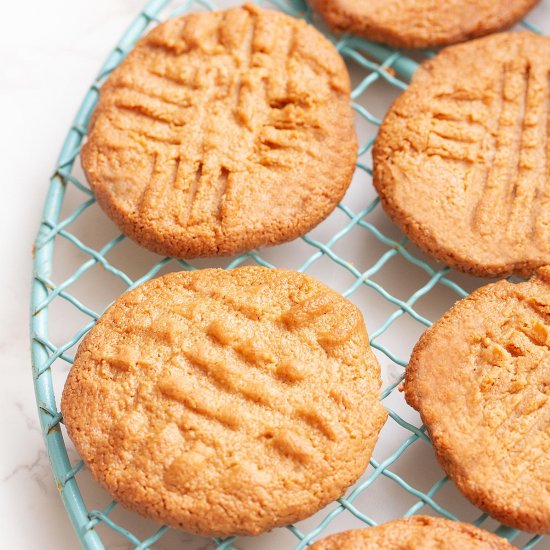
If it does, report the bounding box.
[81,4,357,258]
[310,0,539,48]
[61,267,386,536]
[373,32,550,277]
[405,267,550,534]
[310,516,513,549]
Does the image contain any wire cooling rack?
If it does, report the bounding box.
[30,0,548,548]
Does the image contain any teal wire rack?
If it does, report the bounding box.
[30,0,548,548]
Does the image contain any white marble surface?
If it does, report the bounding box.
[3,0,550,548]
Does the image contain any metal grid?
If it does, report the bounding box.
[30,0,547,548]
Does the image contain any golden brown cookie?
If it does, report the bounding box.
[405,266,550,534]
[309,0,539,48]
[61,267,386,536]
[310,516,513,549]
[81,4,357,259]
[373,32,550,278]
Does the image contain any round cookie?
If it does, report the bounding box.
[405,266,550,534]
[309,0,539,49]
[373,32,550,278]
[81,4,357,259]
[61,267,387,536]
[310,516,513,549]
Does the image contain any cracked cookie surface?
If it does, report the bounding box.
[405,267,550,534]
[373,32,550,277]
[61,267,386,536]
[81,4,356,258]
[310,516,513,549]
[309,0,539,48]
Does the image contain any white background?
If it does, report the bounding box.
[2,0,550,549]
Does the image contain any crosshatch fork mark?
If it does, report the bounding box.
[215,167,229,220]
[176,320,343,444]
[472,62,520,234]
[506,66,550,241]
[535,72,550,243]
[184,162,202,225]
[93,6,329,235]
[138,154,182,216]
[472,63,549,244]
[138,282,364,464]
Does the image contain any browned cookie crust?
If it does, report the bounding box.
[61,267,387,536]
[310,516,513,549]
[309,0,539,49]
[405,267,550,534]
[81,4,357,259]
[373,32,550,278]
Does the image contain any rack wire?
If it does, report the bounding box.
[30,0,548,548]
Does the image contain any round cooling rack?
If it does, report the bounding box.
[30,0,549,548]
